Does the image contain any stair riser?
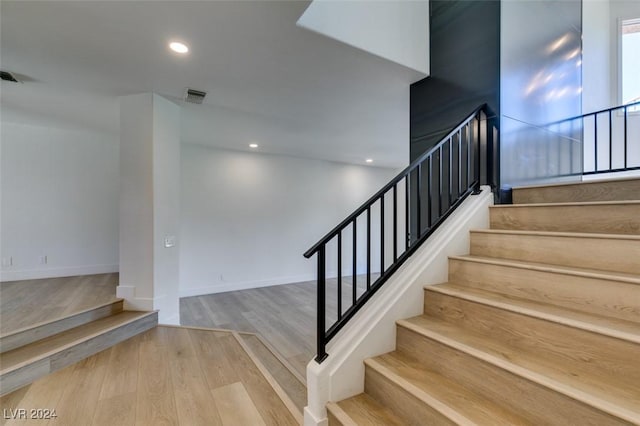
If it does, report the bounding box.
[422,290,640,400]
[327,410,342,426]
[364,366,457,426]
[448,258,640,322]
[396,325,627,425]
[490,203,640,235]
[0,301,124,354]
[470,231,640,274]
[513,179,640,204]
[0,313,157,396]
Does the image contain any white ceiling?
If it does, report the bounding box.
[0,1,423,168]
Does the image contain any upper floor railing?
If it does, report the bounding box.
[551,101,640,176]
[304,104,499,362]
[501,101,640,186]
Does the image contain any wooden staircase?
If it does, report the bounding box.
[327,177,640,425]
[0,299,157,396]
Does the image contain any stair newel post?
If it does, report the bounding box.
[316,245,328,363]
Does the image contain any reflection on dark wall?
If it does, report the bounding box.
[410,0,500,161]
[500,0,583,186]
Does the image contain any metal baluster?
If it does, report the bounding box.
[316,246,327,362]
[427,156,432,228]
[380,196,384,276]
[393,184,397,262]
[609,110,613,170]
[405,175,409,250]
[352,219,356,305]
[416,166,422,238]
[366,206,371,290]
[594,114,598,172]
[624,106,628,168]
[337,232,342,320]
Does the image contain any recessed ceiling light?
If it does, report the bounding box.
[365,158,374,163]
[249,143,259,149]
[169,41,189,54]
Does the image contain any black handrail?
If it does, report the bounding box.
[304,104,499,363]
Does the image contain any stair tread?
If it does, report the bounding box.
[0,311,154,373]
[450,254,640,284]
[329,393,405,426]
[400,312,640,419]
[490,200,640,208]
[366,352,531,425]
[471,228,640,240]
[0,298,124,339]
[425,283,640,343]
[513,176,640,190]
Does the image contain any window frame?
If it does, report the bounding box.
[618,17,640,113]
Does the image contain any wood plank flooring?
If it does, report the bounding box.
[0,326,297,426]
[180,276,374,378]
[0,274,119,336]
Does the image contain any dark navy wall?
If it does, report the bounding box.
[410,0,500,161]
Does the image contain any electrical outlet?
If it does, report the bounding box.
[39,255,48,265]
[164,235,176,248]
[1,257,12,267]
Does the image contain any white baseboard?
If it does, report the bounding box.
[0,264,119,282]
[179,273,316,298]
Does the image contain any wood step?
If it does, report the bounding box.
[327,393,405,426]
[0,311,157,396]
[448,255,640,323]
[490,201,640,235]
[0,299,124,354]
[419,285,640,419]
[512,177,640,204]
[364,352,530,425]
[470,229,640,274]
[237,332,307,415]
[396,315,636,425]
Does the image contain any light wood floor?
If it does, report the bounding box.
[0,326,297,426]
[0,274,119,336]
[180,276,374,378]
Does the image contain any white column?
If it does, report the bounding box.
[117,93,181,324]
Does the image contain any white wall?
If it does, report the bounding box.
[583,0,640,110]
[0,122,119,281]
[152,96,181,324]
[180,144,399,297]
[117,93,181,324]
[582,0,640,172]
[297,0,429,76]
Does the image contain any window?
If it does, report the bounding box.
[621,18,640,112]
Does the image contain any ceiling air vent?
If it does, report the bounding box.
[184,88,207,104]
[0,70,20,83]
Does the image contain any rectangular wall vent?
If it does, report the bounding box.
[184,88,207,104]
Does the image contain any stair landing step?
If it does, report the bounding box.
[0,299,124,354]
[328,393,404,426]
[512,177,640,204]
[367,352,532,425]
[399,313,640,422]
[1,311,156,375]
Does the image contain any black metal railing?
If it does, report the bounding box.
[304,104,499,363]
[549,101,640,175]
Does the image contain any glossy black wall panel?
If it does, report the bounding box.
[410,0,500,161]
